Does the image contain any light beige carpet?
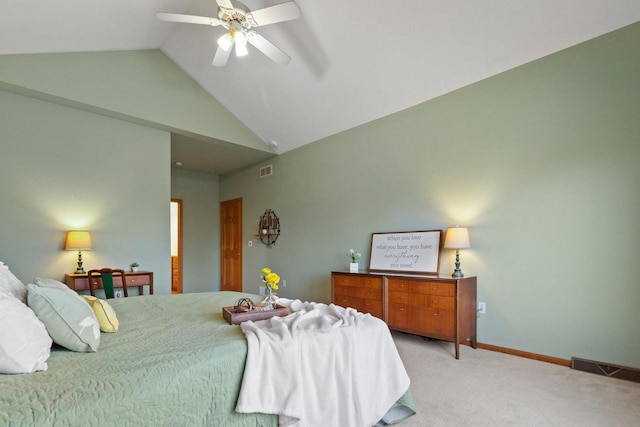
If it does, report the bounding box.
[392,331,640,427]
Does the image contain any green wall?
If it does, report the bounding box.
[0,50,268,152]
[171,169,221,293]
[220,22,640,367]
[0,90,172,292]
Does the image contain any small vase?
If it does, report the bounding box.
[261,289,277,310]
[131,267,139,272]
[349,262,358,272]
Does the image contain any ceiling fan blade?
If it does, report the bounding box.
[156,12,223,26]
[212,43,233,66]
[247,32,291,65]
[216,0,234,11]
[248,2,301,27]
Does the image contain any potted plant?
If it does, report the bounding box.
[261,223,269,235]
[348,249,361,272]
[130,262,139,272]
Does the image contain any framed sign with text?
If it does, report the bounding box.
[368,230,443,275]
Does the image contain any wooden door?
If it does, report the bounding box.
[220,198,242,291]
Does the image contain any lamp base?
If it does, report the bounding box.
[451,249,464,278]
[75,250,86,274]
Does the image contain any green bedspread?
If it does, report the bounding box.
[0,291,278,426]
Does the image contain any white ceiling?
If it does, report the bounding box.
[2,0,640,160]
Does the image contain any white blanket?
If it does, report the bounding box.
[236,299,411,427]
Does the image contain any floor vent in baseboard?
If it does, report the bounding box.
[571,357,640,383]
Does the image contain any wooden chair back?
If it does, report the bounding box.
[87,268,128,299]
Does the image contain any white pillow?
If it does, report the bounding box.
[27,281,100,352]
[0,288,52,374]
[0,261,28,304]
[34,277,75,294]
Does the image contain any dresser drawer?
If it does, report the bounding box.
[388,291,410,304]
[333,284,350,297]
[429,295,454,310]
[333,274,356,287]
[125,274,151,286]
[332,274,382,290]
[361,276,382,290]
[334,295,382,318]
[387,303,409,329]
[414,281,454,297]
[387,279,411,293]
[351,287,382,301]
[360,300,383,318]
[334,295,360,310]
[389,291,428,307]
[424,308,455,339]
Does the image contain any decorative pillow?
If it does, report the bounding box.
[34,277,75,293]
[27,282,100,352]
[0,289,52,374]
[0,261,28,304]
[82,295,119,333]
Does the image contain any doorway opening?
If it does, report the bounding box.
[171,199,183,294]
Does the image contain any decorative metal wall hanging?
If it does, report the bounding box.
[258,209,280,246]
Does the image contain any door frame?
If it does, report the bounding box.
[171,198,183,294]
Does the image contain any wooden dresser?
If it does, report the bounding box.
[65,271,154,296]
[331,272,383,319]
[331,271,477,359]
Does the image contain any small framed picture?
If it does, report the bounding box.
[369,230,443,275]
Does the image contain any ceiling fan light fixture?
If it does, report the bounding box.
[235,31,248,57]
[157,0,302,66]
[217,28,236,51]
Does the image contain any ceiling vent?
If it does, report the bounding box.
[260,164,273,178]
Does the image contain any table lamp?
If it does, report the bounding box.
[65,231,92,274]
[444,226,470,278]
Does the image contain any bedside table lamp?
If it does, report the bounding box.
[65,230,92,274]
[444,226,470,278]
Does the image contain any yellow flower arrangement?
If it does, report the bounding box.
[261,267,280,291]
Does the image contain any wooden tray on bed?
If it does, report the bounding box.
[222,304,291,325]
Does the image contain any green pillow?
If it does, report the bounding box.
[27,281,100,352]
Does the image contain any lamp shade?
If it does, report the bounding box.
[443,227,470,249]
[65,231,92,251]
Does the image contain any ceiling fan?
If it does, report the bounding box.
[157,0,301,66]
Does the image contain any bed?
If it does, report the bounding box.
[0,290,414,426]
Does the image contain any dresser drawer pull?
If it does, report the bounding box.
[432,313,439,317]
[433,299,439,303]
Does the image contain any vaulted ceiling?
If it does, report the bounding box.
[2,0,640,173]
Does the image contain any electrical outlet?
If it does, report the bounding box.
[477,301,486,314]
[258,286,267,296]
[248,240,252,247]
[115,291,122,299]
[282,279,286,288]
